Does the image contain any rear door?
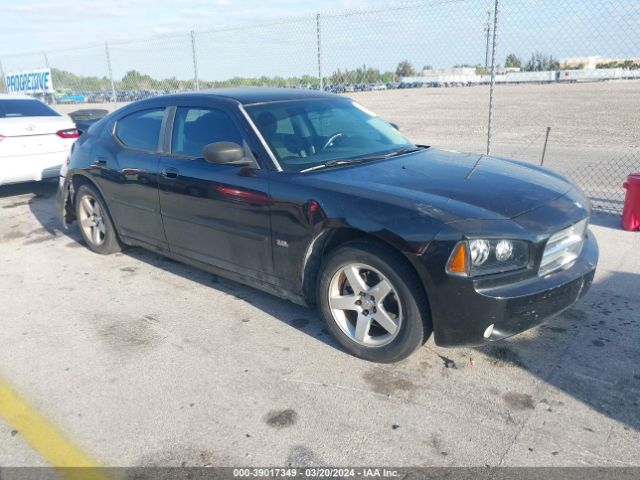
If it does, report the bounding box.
[157,102,274,278]
[91,107,168,249]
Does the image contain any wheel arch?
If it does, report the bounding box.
[302,227,433,318]
[69,172,122,239]
[62,172,99,225]
[69,172,104,203]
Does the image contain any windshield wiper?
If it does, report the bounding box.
[386,146,425,157]
[300,146,426,173]
[300,157,381,173]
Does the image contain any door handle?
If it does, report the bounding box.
[161,167,179,179]
[95,156,107,165]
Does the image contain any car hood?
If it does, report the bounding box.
[301,147,575,222]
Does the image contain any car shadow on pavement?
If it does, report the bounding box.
[475,269,640,432]
[0,179,59,199]
[4,180,63,240]
[122,245,341,351]
[21,182,342,355]
[589,211,624,230]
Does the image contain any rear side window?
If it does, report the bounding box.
[0,99,60,118]
[115,108,164,151]
[171,107,244,158]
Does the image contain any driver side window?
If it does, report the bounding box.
[171,107,246,159]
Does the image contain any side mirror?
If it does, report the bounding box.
[203,142,246,165]
[389,122,400,131]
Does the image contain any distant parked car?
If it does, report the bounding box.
[57,94,86,104]
[67,109,109,134]
[0,94,78,186]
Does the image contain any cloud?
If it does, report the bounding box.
[0,0,390,56]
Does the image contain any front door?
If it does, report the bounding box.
[158,105,273,280]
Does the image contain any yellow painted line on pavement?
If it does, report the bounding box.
[0,383,109,480]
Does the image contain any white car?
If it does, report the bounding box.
[0,94,78,186]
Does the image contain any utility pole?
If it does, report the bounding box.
[42,52,55,104]
[0,59,5,93]
[486,0,499,155]
[190,30,199,90]
[316,13,323,91]
[484,8,492,71]
[105,41,117,103]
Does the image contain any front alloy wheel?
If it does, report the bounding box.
[318,240,431,363]
[328,263,402,347]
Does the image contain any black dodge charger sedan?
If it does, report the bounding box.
[58,88,598,362]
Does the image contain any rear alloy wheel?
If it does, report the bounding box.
[75,184,121,255]
[318,241,431,363]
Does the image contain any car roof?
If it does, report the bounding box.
[160,87,337,105]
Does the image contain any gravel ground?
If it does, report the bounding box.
[0,180,639,468]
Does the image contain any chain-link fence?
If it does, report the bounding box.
[1,0,638,213]
[489,0,640,214]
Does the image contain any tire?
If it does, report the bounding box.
[317,240,431,363]
[74,183,121,255]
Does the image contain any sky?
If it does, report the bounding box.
[1,0,638,82]
[0,0,391,53]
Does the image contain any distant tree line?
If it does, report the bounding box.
[505,52,640,71]
[11,54,636,94]
[504,52,560,71]
[595,59,640,70]
[44,66,402,93]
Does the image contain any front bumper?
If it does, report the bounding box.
[430,229,598,346]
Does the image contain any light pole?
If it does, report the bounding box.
[484,8,492,71]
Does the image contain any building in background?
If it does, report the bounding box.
[560,56,640,69]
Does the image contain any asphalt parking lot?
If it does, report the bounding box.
[0,179,639,468]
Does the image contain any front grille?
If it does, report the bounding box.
[539,218,588,276]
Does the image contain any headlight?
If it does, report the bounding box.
[495,240,514,262]
[469,239,490,266]
[446,239,530,277]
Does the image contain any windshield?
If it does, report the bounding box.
[246,98,415,172]
[0,99,60,118]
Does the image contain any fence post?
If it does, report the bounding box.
[540,127,551,166]
[486,0,499,155]
[42,52,57,104]
[0,59,5,93]
[190,30,199,90]
[105,41,117,103]
[316,13,323,90]
[484,8,491,70]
